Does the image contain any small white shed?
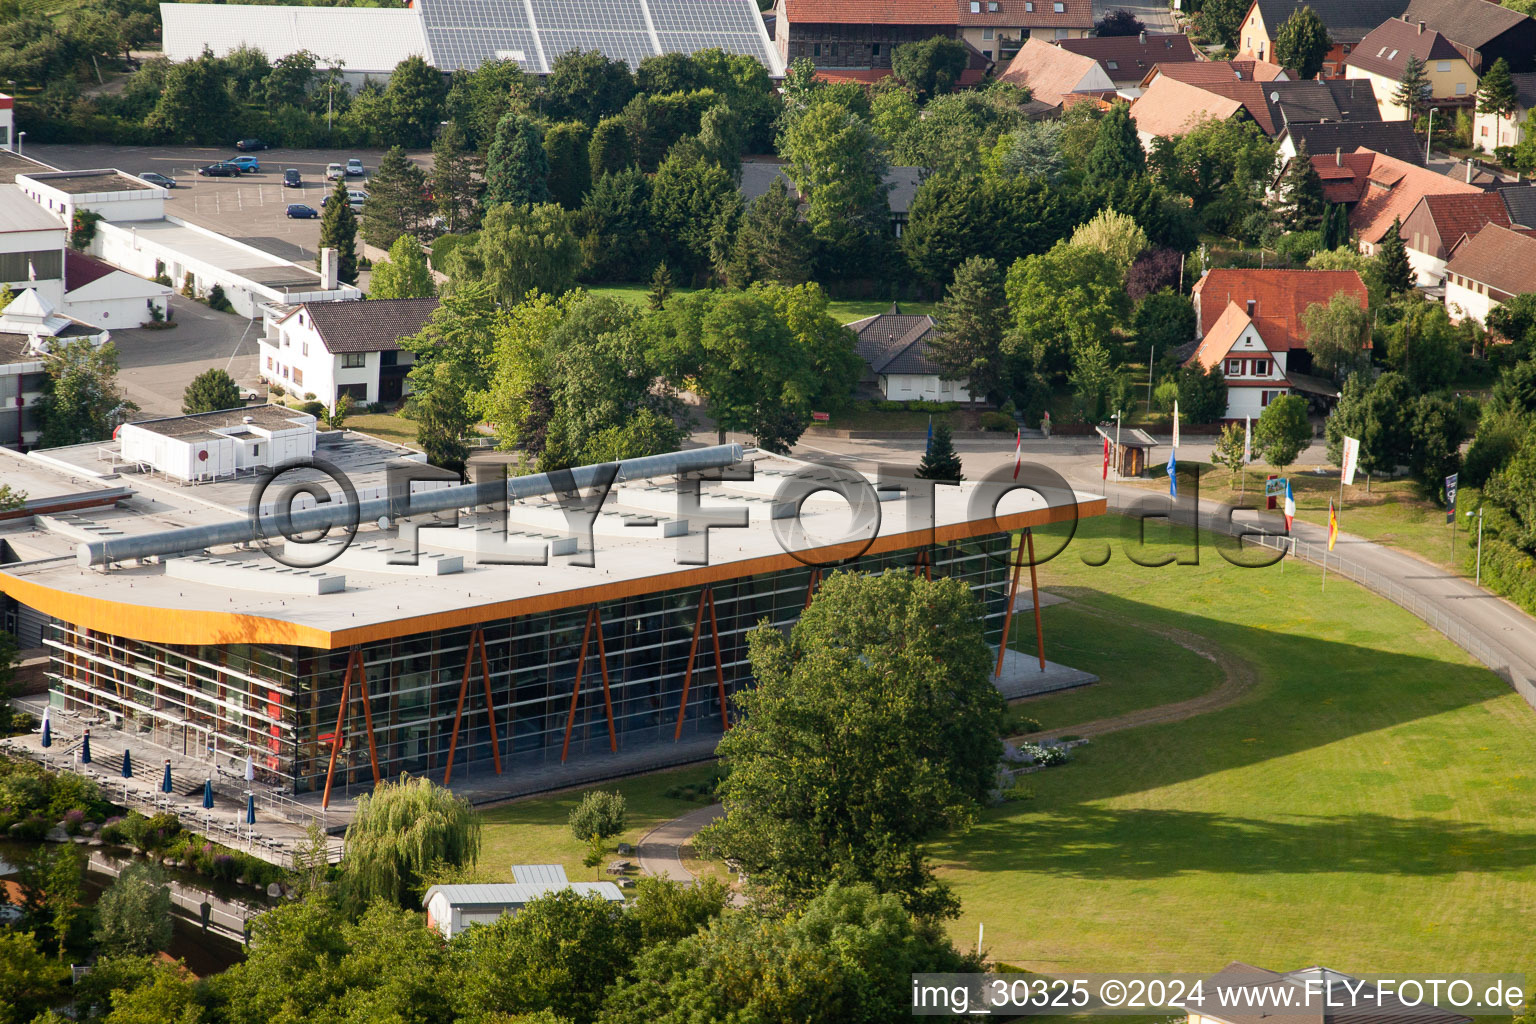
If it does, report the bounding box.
[423,871,626,940]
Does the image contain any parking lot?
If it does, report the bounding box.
[28,143,432,265]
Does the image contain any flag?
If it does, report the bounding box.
[1341,436,1360,486]
[1012,427,1022,480]
[1172,400,1180,449]
[27,260,36,282]
[925,416,932,455]
[1243,416,1252,464]
[1167,449,1177,497]
[1283,479,1295,532]
[1102,435,1110,480]
[1328,499,1338,551]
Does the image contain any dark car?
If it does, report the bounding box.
[283,168,302,188]
[235,138,269,151]
[137,171,177,188]
[197,162,241,177]
[286,204,319,219]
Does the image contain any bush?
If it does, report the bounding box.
[269,383,286,397]
[63,808,86,835]
[1153,378,1180,413]
[1018,742,1069,767]
[297,401,326,417]
[206,284,235,313]
[979,411,1017,432]
[875,399,905,412]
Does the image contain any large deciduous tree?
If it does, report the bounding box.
[890,35,969,100]
[369,234,437,299]
[544,49,637,126]
[93,862,173,957]
[383,55,447,148]
[1273,6,1331,80]
[779,99,892,277]
[1254,393,1312,469]
[1004,241,1130,380]
[449,203,581,305]
[696,570,1004,919]
[1300,290,1370,381]
[340,774,480,909]
[36,338,136,448]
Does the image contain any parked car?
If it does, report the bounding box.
[326,162,344,180]
[228,156,261,173]
[286,203,319,219]
[197,162,241,177]
[345,158,364,177]
[137,171,177,188]
[238,386,264,401]
[283,168,302,188]
[321,189,368,210]
[235,138,269,151]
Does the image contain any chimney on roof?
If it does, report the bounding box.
[320,247,338,291]
[1467,157,1475,183]
[1417,19,1425,34]
[1336,147,1342,166]
[1139,30,1146,44]
[1246,299,1257,317]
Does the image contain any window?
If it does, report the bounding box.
[1053,1,1063,10]
[1246,36,1252,48]
[830,44,838,55]
[1455,82,1467,95]
[1227,358,1243,375]
[1481,125,1489,136]
[872,43,880,55]
[266,356,273,370]
[251,444,260,457]
[971,1,980,11]
[987,1,998,10]
[1024,1,1032,9]
[1254,358,1269,376]
[282,365,289,380]
[1106,60,1118,69]
[301,342,308,356]
[1342,43,1351,53]
[1437,60,1451,72]
[339,383,368,401]
[0,249,63,282]
[1053,27,1068,38]
[983,27,994,38]
[342,352,366,368]
[293,368,303,386]
[813,43,821,56]
[1387,49,1398,60]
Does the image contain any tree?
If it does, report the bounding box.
[1395,54,1431,122]
[1126,247,1184,302]
[1409,393,1466,496]
[362,146,430,249]
[94,862,173,957]
[1069,208,1149,272]
[1325,370,1415,475]
[35,338,136,447]
[696,104,745,178]
[145,54,235,143]
[779,100,892,276]
[931,256,1007,404]
[486,113,550,209]
[589,116,635,179]
[100,960,204,1024]
[544,49,636,126]
[1277,144,1326,229]
[569,790,627,865]
[1133,288,1197,362]
[577,169,654,281]
[1477,57,1519,122]
[318,176,360,285]
[340,774,481,908]
[1380,298,1462,391]
[1068,340,1125,422]
[1254,393,1312,469]
[1197,0,1248,46]
[445,58,532,151]
[731,176,814,286]
[265,49,317,109]
[1375,218,1414,295]
[370,234,437,299]
[384,55,448,148]
[545,121,594,210]
[1273,6,1331,80]
[1301,290,1370,381]
[988,119,1068,182]
[890,36,968,100]
[1177,362,1228,423]
[599,884,979,1024]
[1212,422,1248,483]
[1487,291,1536,359]
[916,422,964,480]
[413,366,471,476]
[454,203,582,305]
[1095,9,1145,35]
[181,367,241,414]
[432,123,484,235]
[648,151,742,280]
[696,571,1004,919]
[1320,201,1350,251]
[1086,103,1145,183]
[0,932,69,1024]
[578,407,686,465]
[1004,241,1130,380]
[647,262,673,310]
[17,844,85,956]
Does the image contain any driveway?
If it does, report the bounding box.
[112,301,261,418]
[1094,0,1178,32]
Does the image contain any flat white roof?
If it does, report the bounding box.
[159,3,429,72]
[0,185,66,234]
[102,218,328,290]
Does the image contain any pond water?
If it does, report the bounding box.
[0,839,248,976]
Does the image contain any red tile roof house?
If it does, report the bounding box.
[771,0,1091,84]
[1057,31,1201,90]
[1186,269,1370,420]
[998,36,1116,109]
[1127,75,1246,148]
[1307,146,1483,256]
[1444,222,1536,324]
[1397,191,1511,286]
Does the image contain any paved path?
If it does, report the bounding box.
[1093,0,1178,33]
[635,803,723,883]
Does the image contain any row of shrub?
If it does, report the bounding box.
[99,809,289,888]
[868,399,962,413]
[0,753,114,836]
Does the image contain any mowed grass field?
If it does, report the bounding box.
[938,516,1536,974]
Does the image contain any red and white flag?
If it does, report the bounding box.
[1102,435,1110,480]
[1012,428,1022,479]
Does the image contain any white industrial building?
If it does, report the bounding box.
[160,0,785,78]
[424,865,626,939]
[116,406,320,483]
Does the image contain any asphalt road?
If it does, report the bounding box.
[1093,0,1178,32]
[28,143,430,265]
[112,300,263,418]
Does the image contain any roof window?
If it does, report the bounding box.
[1053,1,1064,9]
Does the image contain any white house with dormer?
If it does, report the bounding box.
[259,297,438,408]
[1184,300,1294,421]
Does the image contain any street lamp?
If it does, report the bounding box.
[16,131,24,157]
[1465,507,1484,586]
[1425,107,1439,164]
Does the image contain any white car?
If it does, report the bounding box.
[326,162,344,180]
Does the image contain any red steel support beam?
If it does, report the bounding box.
[1026,528,1046,671]
[705,589,730,732]
[591,608,618,753]
[994,534,1028,677]
[674,588,710,741]
[560,609,596,763]
[321,648,356,809]
[803,567,821,609]
[353,648,381,786]
[479,630,503,775]
[443,628,478,785]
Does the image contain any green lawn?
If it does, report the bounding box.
[583,281,934,324]
[476,763,721,883]
[346,411,420,449]
[934,517,1536,974]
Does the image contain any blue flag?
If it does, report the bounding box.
[926,416,933,454]
[1167,449,1177,497]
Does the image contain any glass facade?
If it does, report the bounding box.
[47,536,1011,794]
